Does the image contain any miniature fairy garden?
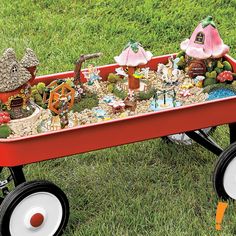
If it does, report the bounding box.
[1,16,236,139]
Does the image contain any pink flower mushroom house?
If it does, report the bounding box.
[180,16,230,79]
[114,40,152,90]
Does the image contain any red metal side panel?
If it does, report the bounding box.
[0,54,235,167]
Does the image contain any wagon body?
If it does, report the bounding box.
[1,54,236,167]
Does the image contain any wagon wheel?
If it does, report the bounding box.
[162,127,216,145]
[0,180,69,236]
[48,83,75,115]
[213,142,236,200]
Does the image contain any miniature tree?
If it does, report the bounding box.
[114,40,152,90]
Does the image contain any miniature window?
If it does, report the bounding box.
[194,32,205,44]
[11,64,18,74]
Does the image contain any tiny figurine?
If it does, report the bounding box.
[93,108,106,119]
[124,90,137,111]
[115,67,128,78]
[109,100,125,114]
[103,95,115,103]
[74,53,102,87]
[158,57,182,85]
[114,40,152,90]
[58,97,69,128]
[180,89,191,97]
[194,76,205,88]
[83,64,101,87]
[181,81,194,89]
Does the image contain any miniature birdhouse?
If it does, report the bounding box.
[180,16,229,78]
[114,41,152,90]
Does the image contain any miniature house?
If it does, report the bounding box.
[0,48,39,114]
[180,16,229,78]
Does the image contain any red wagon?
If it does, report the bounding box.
[0,54,236,235]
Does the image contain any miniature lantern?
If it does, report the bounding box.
[0,48,32,116]
[21,48,39,83]
[114,41,152,90]
[180,16,229,78]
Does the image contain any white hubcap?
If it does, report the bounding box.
[223,157,236,199]
[9,192,63,236]
[167,128,212,145]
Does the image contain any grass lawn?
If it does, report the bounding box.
[1,0,236,235]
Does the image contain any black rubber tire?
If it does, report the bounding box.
[0,180,69,236]
[213,142,236,201]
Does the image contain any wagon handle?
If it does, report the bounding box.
[74,52,102,85]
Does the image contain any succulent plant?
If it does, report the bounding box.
[203,78,217,87]
[107,73,122,83]
[223,61,232,71]
[205,71,217,79]
[0,124,11,138]
[217,61,224,69]
[214,67,223,74]
[36,82,46,94]
[107,83,114,93]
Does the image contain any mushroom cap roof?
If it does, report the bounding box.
[180,16,229,59]
[114,41,153,67]
[0,48,31,92]
[21,48,39,67]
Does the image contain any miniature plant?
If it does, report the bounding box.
[113,86,127,100]
[0,112,11,138]
[108,73,121,83]
[72,93,98,113]
[176,51,186,69]
[107,84,114,93]
[36,82,46,94]
[0,125,11,138]
[137,88,156,100]
[107,73,122,93]
[223,61,232,71]
[205,71,217,79]
[31,82,46,107]
[203,78,217,87]
[0,100,7,111]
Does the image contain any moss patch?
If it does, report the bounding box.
[72,93,99,113]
